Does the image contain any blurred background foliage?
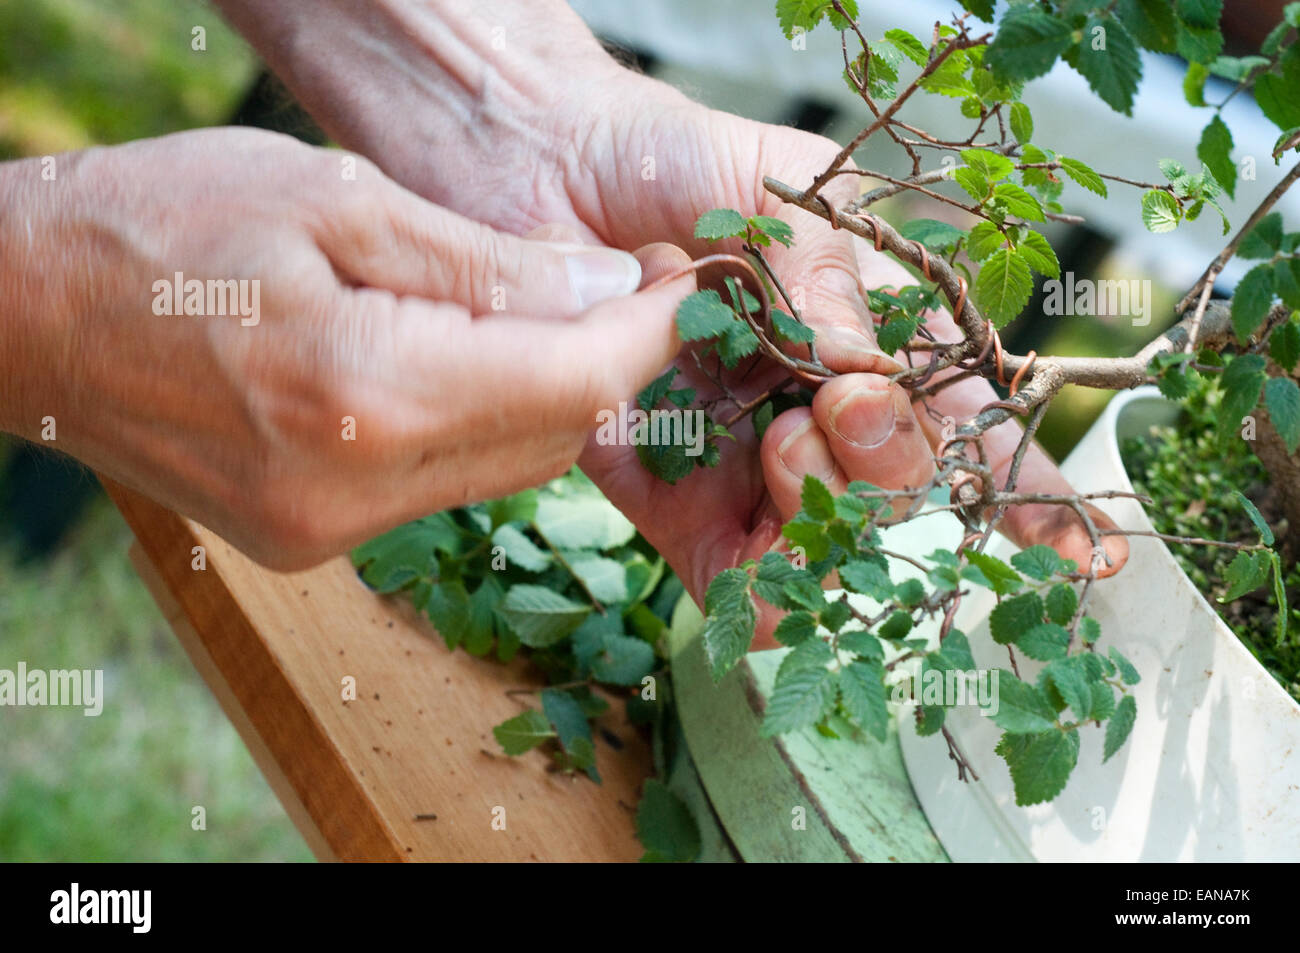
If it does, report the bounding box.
[0,0,311,861]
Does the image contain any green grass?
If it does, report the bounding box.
[0,491,312,861]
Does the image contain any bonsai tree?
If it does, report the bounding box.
[356,0,1300,837]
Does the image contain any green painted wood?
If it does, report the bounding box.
[668,595,949,863]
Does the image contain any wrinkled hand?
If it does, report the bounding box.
[0,128,689,569]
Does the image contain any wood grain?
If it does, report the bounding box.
[106,479,652,862]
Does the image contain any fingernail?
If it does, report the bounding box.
[820,327,905,374]
[560,247,642,310]
[828,386,897,448]
[776,418,838,481]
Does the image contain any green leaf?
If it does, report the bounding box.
[1266,376,1300,454]
[491,524,552,572]
[986,7,1076,83]
[1220,550,1271,602]
[959,0,995,21]
[993,182,1046,222]
[1233,265,1277,343]
[534,492,636,551]
[877,609,913,641]
[962,148,1015,182]
[975,247,1034,328]
[990,592,1046,645]
[1079,616,1102,645]
[1070,15,1143,115]
[487,489,539,529]
[1056,156,1108,198]
[990,674,1058,733]
[1176,0,1222,30]
[1109,646,1141,685]
[954,166,991,202]
[965,550,1024,595]
[801,473,837,521]
[884,28,928,67]
[773,610,819,647]
[1240,213,1284,259]
[676,290,736,342]
[701,568,757,681]
[1044,657,1093,722]
[426,580,471,650]
[771,308,816,344]
[464,578,503,656]
[591,634,655,685]
[1018,622,1070,661]
[636,779,701,863]
[1011,544,1063,580]
[1103,695,1138,761]
[1142,190,1182,233]
[839,660,889,741]
[1184,60,1210,106]
[637,367,679,412]
[1218,354,1267,435]
[1009,102,1034,143]
[966,221,1007,262]
[542,688,594,765]
[498,585,591,647]
[762,664,836,736]
[997,729,1080,805]
[565,554,628,604]
[1018,229,1061,279]
[1089,681,1117,721]
[718,320,760,367]
[753,552,806,610]
[838,628,883,660]
[1272,320,1300,373]
[1045,583,1079,626]
[493,709,554,756]
[1232,488,1275,545]
[1117,0,1178,53]
[748,214,794,248]
[1198,115,1236,199]
[1273,551,1290,644]
[839,559,895,601]
[1255,49,1300,132]
[877,315,921,354]
[694,207,747,241]
[899,218,967,251]
[353,516,455,592]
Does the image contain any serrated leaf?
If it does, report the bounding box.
[990,674,1058,733]
[1232,264,1276,343]
[877,609,913,641]
[839,559,894,601]
[353,516,456,592]
[1079,616,1102,644]
[1265,376,1300,454]
[694,207,747,241]
[566,553,628,605]
[636,779,701,863]
[990,592,1046,645]
[535,493,636,550]
[993,182,1046,222]
[1045,583,1079,626]
[493,709,554,755]
[770,308,816,344]
[967,221,1007,261]
[498,585,591,647]
[1117,0,1178,53]
[839,660,889,741]
[1071,15,1143,115]
[1109,646,1141,685]
[1198,115,1236,199]
[1009,102,1034,143]
[427,579,471,649]
[998,729,1080,805]
[975,247,1034,328]
[1103,695,1137,761]
[986,7,1075,83]
[954,166,991,202]
[1018,622,1070,661]
[1218,354,1267,436]
[1220,550,1271,602]
[1043,658,1092,723]
[773,609,819,647]
[1233,488,1275,545]
[899,218,967,250]
[702,568,756,681]
[748,214,794,247]
[762,664,836,736]
[592,634,656,685]
[1059,156,1108,197]
[962,148,1015,182]
[1142,190,1182,233]
[1240,213,1284,259]
[676,289,736,342]
[1018,229,1061,279]
[801,473,837,521]
[884,28,928,66]
[965,550,1024,595]
[1011,544,1063,580]
[1271,320,1300,372]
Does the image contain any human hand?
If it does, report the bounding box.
[0,128,691,569]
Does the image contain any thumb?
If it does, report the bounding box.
[314,173,642,318]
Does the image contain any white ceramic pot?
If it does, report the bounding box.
[897,387,1300,861]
